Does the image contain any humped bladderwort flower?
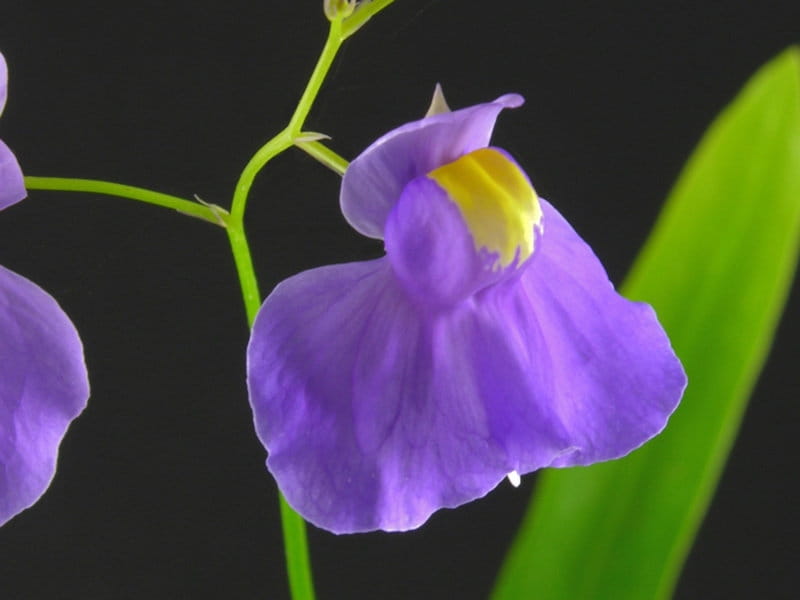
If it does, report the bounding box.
[247,88,687,534]
[0,51,89,526]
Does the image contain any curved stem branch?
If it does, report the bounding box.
[287,19,344,136]
[225,218,316,600]
[230,130,293,223]
[24,176,226,226]
[224,7,393,600]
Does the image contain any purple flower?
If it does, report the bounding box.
[0,53,25,211]
[1,51,89,527]
[247,91,686,533]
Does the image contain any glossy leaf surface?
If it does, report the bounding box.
[493,48,800,600]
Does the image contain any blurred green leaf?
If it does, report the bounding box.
[492,47,800,600]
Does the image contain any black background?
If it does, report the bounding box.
[1,1,798,598]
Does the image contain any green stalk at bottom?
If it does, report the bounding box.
[225,221,316,600]
[278,494,316,600]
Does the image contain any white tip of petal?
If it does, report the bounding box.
[425,83,451,117]
[507,470,521,488]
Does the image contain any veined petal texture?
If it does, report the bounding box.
[248,258,568,533]
[0,265,89,526]
[248,201,684,533]
[248,92,685,533]
[1,50,88,526]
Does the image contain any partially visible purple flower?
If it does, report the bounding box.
[247,90,686,533]
[0,53,25,210]
[1,51,89,527]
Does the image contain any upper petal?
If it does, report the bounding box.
[0,265,90,526]
[340,93,523,240]
[0,139,26,210]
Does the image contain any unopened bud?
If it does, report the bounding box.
[324,0,356,21]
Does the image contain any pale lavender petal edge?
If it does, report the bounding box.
[0,265,90,526]
[0,140,26,210]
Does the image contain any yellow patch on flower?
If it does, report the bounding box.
[428,148,541,266]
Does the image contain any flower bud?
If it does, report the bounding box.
[324,0,356,21]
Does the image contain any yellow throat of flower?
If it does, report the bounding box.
[428,148,542,267]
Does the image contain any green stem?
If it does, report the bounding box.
[226,11,354,307]
[279,495,316,600]
[230,129,294,223]
[223,14,359,600]
[23,176,225,226]
[287,18,345,136]
[295,140,349,176]
[225,217,316,600]
[226,132,314,598]
[225,226,262,323]
[224,5,395,598]
[23,8,395,600]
